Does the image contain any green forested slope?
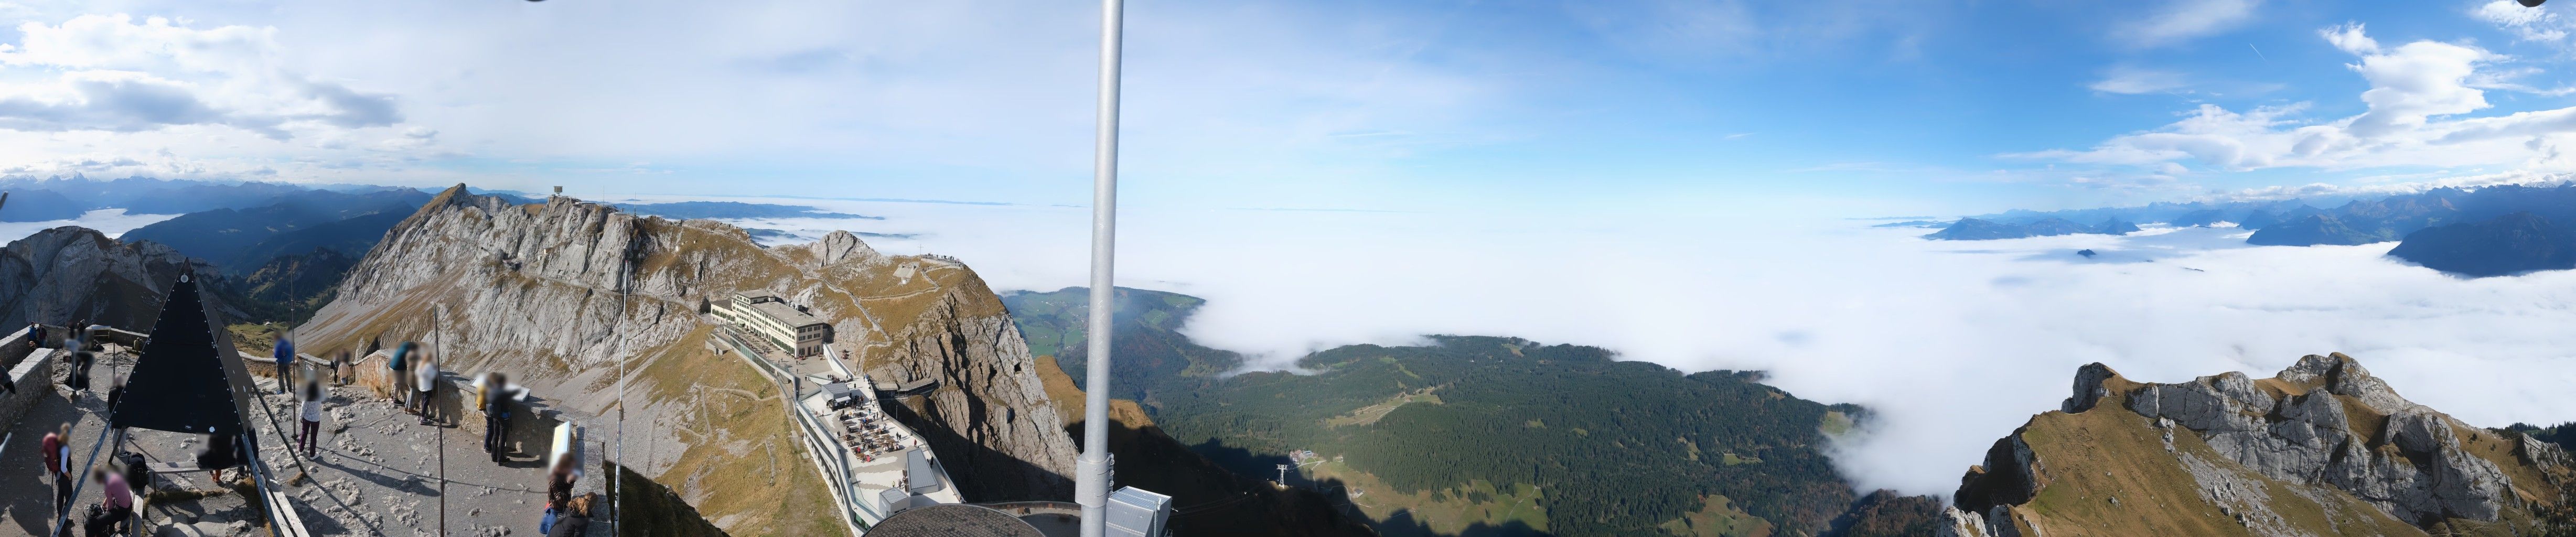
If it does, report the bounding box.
[1003,287,1917,536]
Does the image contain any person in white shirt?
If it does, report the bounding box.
[297,374,325,458]
[414,352,440,425]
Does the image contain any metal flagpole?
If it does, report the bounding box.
[612,259,628,535]
[1075,0,1124,534]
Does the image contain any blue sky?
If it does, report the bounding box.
[2,0,2575,216]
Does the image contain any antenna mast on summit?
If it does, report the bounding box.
[1075,0,1125,534]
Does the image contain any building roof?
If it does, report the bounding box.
[866,504,1047,537]
[746,299,825,328]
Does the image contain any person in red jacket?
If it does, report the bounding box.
[41,423,70,519]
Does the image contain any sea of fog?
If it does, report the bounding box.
[669,194,2576,497]
[30,193,2563,500]
[0,209,180,243]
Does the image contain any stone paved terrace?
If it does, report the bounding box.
[2,344,611,537]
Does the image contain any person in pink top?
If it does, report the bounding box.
[84,464,132,536]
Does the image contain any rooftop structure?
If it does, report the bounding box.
[712,292,832,357]
[1104,487,1172,537]
[868,503,1048,537]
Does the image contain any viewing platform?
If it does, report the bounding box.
[0,321,610,537]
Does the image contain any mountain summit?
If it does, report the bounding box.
[1942,354,2573,536]
[295,185,1081,532]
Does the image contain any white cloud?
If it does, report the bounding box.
[2088,67,2190,94]
[2020,25,2576,177]
[2342,33,2494,137]
[0,14,400,139]
[2116,0,2263,48]
[2474,0,2572,43]
[657,195,2576,500]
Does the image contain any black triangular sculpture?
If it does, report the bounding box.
[109,273,255,436]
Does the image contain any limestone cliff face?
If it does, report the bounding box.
[301,185,1078,502]
[1944,353,2574,537]
[0,227,224,330]
[873,279,1079,501]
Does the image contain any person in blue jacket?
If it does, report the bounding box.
[273,328,296,394]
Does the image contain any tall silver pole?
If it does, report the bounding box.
[1076,0,1124,534]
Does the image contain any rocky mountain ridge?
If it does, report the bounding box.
[1943,353,2573,537]
[295,185,1082,531]
[0,226,230,329]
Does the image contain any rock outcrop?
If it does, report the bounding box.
[299,186,1080,513]
[1948,353,2574,536]
[0,226,226,330]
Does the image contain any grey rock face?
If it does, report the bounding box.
[1934,506,1992,537]
[878,291,1079,501]
[303,185,1081,502]
[0,226,224,330]
[2175,449,2306,537]
[807,230,888,267]
[2062,362,2117,413]
[2120,354,2518,527]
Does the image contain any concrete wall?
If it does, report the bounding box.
[0,325,48,372]
[0,348,57,432]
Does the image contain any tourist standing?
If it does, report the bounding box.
[477,372,511,461]
[62,324,93,403]
[41,423,69,519]
[299,378,325,458]
[330,350,350,385]
[273,328,296,394]
[414,351,439,425]
[389,342,414,407]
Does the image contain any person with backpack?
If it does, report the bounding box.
[41,423,70,520]
[388,342,414,407]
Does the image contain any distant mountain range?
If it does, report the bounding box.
[122,188,433,273]
[1915,182,2576,277]
[3,179,905,309]
[609,200,881,220]
[1923,218,2141,240]
[0,177,412,221]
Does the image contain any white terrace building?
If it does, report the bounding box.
[712,291,832,357]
